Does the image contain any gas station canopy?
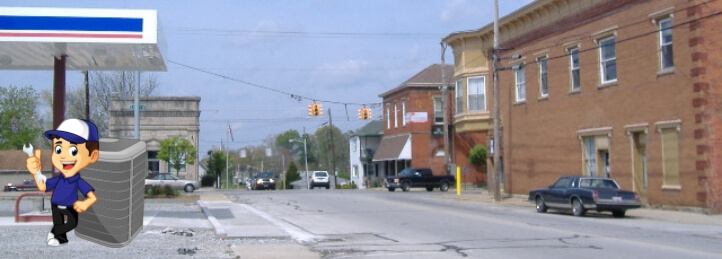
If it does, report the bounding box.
[0,7,166,71]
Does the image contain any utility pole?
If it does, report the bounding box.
[492,0,502,202]
[84,71,89,120]
[328,109,337,188]
[440,43,451,175]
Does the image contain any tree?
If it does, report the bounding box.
[157,136,197,176]
[0,85,42,149]
[285,161,300,189]
[313,125,349,174]
[39,71,160,138]
[469,145,487,167]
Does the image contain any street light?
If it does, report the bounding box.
[290,137,309,189]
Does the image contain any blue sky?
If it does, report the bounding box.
[0,0,533,154]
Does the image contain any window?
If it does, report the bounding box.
[433,97,443,124]
[598,36,617,84]
[659,17,674,70]
[401,100,407,127]
[168,154,187,173]
[467,76,486,111]
[514,66,526,102]
[569,47,581,91]
[394,102,398,128]
[385,104,390,129]
[455,79,463,114]
[538,57,548,98]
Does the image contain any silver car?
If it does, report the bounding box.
[145,173,199,192]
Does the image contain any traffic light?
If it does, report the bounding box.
[308,103,323,116]
[358,107,371,120]
[308,103,316,116]
[315,103,323,116]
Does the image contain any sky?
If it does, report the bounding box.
[0,0,534,155]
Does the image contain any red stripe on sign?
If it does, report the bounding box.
[0,32,142,39]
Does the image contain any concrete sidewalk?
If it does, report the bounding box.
[439,189,722,226]
[197,193,321,259]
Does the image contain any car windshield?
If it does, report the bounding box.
[398,168,415,176]
[255,172,274,178]
[579,178,619,189]
[314,172,327,177]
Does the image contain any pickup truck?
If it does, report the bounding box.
[385,168,455,192]
[4,179,38,192]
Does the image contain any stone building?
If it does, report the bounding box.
[109,96,201,180]
[444,0,722,212]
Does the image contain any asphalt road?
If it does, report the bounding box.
[227,189,722,259]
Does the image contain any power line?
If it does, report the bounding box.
[167,60,382,107]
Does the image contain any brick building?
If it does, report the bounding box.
[373,64,456,180]
[444,0,722,212]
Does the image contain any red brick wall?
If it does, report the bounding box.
[492,0,719,210]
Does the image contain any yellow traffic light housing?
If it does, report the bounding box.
[316,103,323,116]
[308,104,316,116]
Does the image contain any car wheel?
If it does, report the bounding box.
[388,188,395,192]
[426,187,434,192]
[184,184,195,193]
[439,181,450,192]
[612,210,626,218]
[572,198,586,217]
[535,196,548,213]
[401,182,411,192]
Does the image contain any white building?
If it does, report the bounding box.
[349,120,382,189]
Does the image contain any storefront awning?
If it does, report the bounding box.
[372,134,411,161]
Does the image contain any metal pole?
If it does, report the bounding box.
[304,134,309,190]
[329,109,337,188]
[134,71,140,139]
[492,0,502,202]
[84,71,89,120]
[226,123,229,189]
[440,42,451,175]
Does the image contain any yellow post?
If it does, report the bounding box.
[456,166,461,195]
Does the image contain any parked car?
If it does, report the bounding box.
[249,171,276,190]
[145,173,200,193]
[385,168,455,192]
[4,179,38,192]
[310,171,330,189]
[528,176,642,217]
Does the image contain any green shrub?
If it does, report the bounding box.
[469,145,487,167]
[201,174,216,187]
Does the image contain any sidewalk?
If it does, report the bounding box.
[439,189,722,226]
[197,193,321,259]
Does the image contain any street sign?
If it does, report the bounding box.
[129,104,146,110]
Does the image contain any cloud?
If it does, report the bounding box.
[311,59,371,87]
[440,0,483,24]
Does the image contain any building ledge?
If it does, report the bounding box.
[454,112,492,133]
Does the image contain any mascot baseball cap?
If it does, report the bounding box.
[44,119,99,144]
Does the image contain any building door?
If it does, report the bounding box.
[584,137,597,177]
[632,132,648,202]
[599,150,610,178]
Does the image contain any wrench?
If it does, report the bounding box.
[23,144,47,183]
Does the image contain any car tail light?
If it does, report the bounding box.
[592,190,599,201]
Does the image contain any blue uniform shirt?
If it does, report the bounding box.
[45,173,94,206]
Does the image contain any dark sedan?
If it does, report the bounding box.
[528,176,642,218]
[249,171,276,190]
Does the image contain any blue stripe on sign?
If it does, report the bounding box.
[0,16,143,32]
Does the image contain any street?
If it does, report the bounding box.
[2,189,722,258]
[226,189,722,259]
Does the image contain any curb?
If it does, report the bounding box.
[197,200,227,240]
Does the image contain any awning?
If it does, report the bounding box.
[372,134,411,161]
